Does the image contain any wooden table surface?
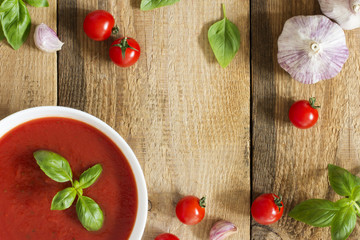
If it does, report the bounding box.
[1,0,360,239]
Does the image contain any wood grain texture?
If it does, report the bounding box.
[251,0,360,239]
[0,0,57,117]
[57,0,250,239]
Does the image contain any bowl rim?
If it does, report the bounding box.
[0,106,147,240]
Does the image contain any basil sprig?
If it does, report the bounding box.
[0,0,48,50]
[140,0,179,11]
[208,4,241,68]
[34,150,104,231]
[289,164,360,240]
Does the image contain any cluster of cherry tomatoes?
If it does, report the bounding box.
[83,10,141,67]
[155,196,206,240]
[83,8,321,239]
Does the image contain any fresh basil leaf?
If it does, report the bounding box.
[331,206,356,240]
[76,196,104,231]
[0,0,31,50]
[208,4,241,68]
[23,0,48,7]
[350,185,360,202]
[140,0,179,11]
[34,150,73,183]
[328,164,360,197]
[78,164,102,189]
[289,199,340,227]
[51,187,77,210]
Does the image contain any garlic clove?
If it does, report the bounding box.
[34,23,64,53]
[318,0,360,30]
[209,220,237,240]
[277,15,349,84]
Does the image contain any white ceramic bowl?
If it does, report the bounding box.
[0,106,147,240]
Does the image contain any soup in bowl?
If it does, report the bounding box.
[0,106,147,240]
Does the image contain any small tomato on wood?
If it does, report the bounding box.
[251,193,284,225]
[289,97,320,129]
[109,37,141,67]
[176,196,206,225]
[83,10,116,41]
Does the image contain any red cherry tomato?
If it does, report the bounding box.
[83,10,115,41]
[175,196,205,225]
[155,233,179,240]
[251,193,284,225]
[289,97,320,129]
[109,37,141,67]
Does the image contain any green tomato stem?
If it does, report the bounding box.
[199,197,206,208]
[309,97,320,109]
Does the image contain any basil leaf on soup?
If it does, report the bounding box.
[51,187,77,210]
[289,199,340,227]
[331,206,356,240]
[208,4,241,68]
[78,164,103,189]
[328,164,360,197]
[76,196,104,231]
[140,0,179,11]
[34,150,73,183]
[0,0,31,50]
[23,0,48,7]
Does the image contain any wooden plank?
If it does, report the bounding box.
[251,0,360,239]
[58,0,250,239]
[0,1,57,117]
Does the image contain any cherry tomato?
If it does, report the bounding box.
[109,37,141,67]
[251,193,284,225]
[83,10,115,41]
[154,233,179,240]
[289,97,320,129]
[175,196,205,225]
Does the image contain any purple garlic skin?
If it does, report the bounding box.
[277,15,349,84]
[34,23,64,53]
[209,220,237,240]
[318,0,360,30]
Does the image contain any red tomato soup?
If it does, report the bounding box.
[0,117,138,240]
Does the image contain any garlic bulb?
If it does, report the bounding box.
[209,220,237,240]
[318,0,360,30]
[34,23,64,53]
[277,15,349,84]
